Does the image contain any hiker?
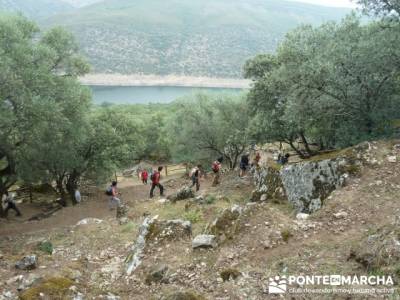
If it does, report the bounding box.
[2,191,22,217]
[211,157,223,187]
[254,152,261,166]
[239,153,250,177]
[141,169,148,185]
[278,153,290,165]
[107,181,121,209]
[150,166,164,198]
[190,165,201,192]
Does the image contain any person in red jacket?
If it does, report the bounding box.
[141,170,148,185]
[150,166,164,198]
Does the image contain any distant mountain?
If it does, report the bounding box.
[21,0,353,78]
[60,0,105,8]
[0,0,73,19]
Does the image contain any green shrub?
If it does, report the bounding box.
[38,241,53,255]
[281,228,293,242]
[205,195,216,204]
[183,210,203,224]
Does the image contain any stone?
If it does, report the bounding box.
[145,264,169,285]
[125,216,158,275]
[76,218,103,226]
[260,194,268,202]
[72,292,84,300]
[118,217,129,225]
[1,291,17,300]
[106,293,121,300]
[158,198,169,204]
[147,219,192,241]
[208,205,242,238]
[15,255,37,270]
[296,213,310,221]
[333,211,348,219]
[167,186,195,202]
[192,235,217,249]
[387,156,397,163]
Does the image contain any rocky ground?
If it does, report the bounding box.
[1,140,400,300]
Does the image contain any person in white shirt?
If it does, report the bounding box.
[3,191,22,217]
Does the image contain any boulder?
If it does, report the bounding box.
[192,235,216,249]
[145,264,169,285]
[253,157,351,213]
[208,205,243,239]
[147,219,192,241]
[125,217,191,275]
[333,211,348,219]
[296,213,310,221]
[76,218,103,226]
[15,255,37,270]
[126,216,158,275]
[167,186,195,202]
[252,166,286,203]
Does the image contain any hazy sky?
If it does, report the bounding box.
[289,0,358,8]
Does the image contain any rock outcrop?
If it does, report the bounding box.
[125,217,191,275]
[167,186,195,202]
[192,235,217,249]
[15,255,37,270]
[253,156,353,213]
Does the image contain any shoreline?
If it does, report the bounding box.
[80,74,251,89]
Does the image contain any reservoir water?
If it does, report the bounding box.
[90,85,245,104]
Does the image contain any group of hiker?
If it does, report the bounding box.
[2,149,290,216]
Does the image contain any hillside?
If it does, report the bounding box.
[1,140,399,299]
[42,0,351,78]
[0,0,73,19]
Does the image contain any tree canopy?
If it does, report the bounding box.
[245,14,400,157]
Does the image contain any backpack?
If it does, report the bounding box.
[212,161,220,173]
[105,186,113,196]
[150,173,154,181]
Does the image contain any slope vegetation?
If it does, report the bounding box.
[43,0,350,77]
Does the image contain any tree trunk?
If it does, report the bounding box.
[288,140,306,159]
[56,177,67,207]
[300,133,314,157]
[66,170,80,205]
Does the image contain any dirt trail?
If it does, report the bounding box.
[0,175,195,237]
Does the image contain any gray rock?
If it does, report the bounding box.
[0,290,17,300]
[145,264,169,285]
[76,218,103,226]
[334,211,348,219]
[15,255,37,270]
[167,186,195,202]
[296,213,310,221]
[106,294,120,300]
[253,157,351,213]
[125,216,157,275]
[72,292,84,300]
[118,217,129,225]
[192,235,217,249]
